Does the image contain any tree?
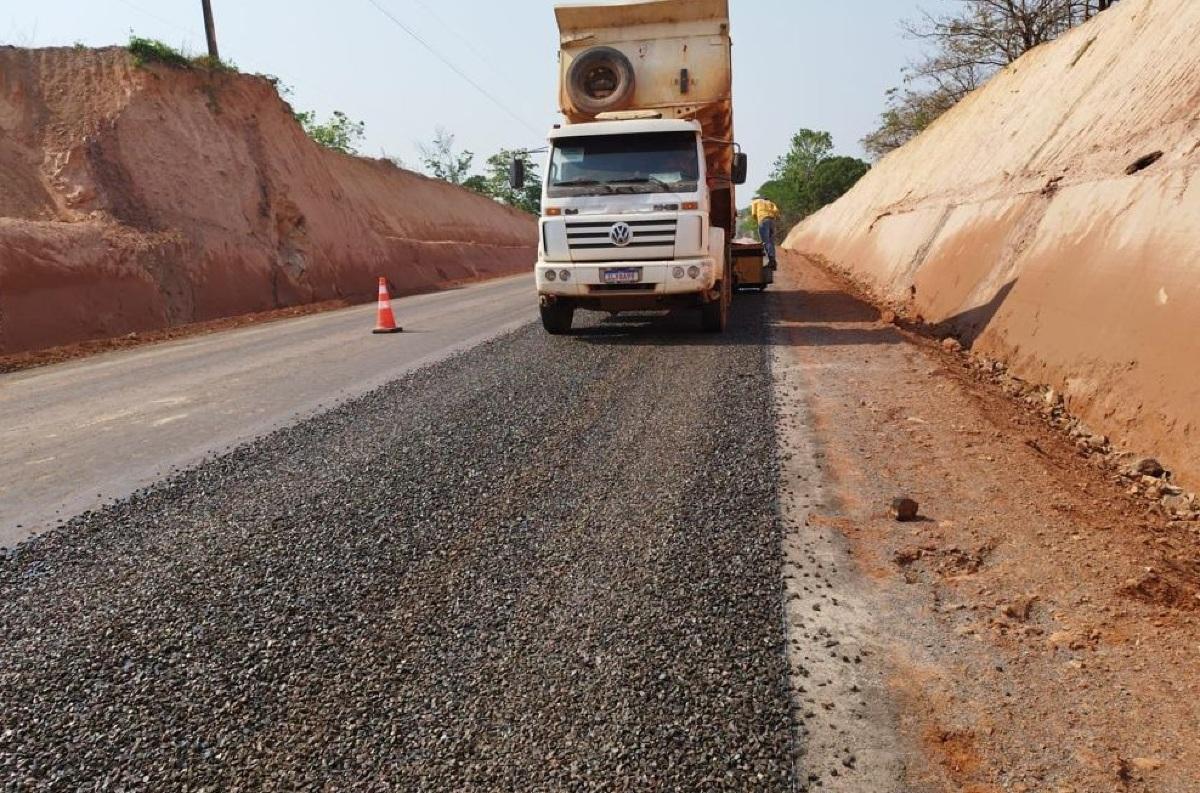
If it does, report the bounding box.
[772,129,834,188]
[865,0,1121,158]
[756,129,870,235]
[756,129,833,228]
[862,86,961,160]
[807,157,872,209]
[461,174,490,193]
[475,149,540,214]
[415,129,540,214]
[419,128,475,185]
[295,110,366,154]
[267,79,365,155]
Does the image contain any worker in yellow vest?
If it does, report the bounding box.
[750,197,781,266]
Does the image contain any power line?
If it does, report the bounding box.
[402,0,510,80]
[362,0,542,139]
[113,0,202,39]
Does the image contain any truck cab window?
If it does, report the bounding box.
[548,132,700,197]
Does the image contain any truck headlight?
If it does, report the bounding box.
[545,269,557,282]
[672,266,685,279]
[559,270,571,282]
[687,266,701,279]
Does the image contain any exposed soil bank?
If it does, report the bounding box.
[0,46,536,355]
[772,252,1200,792]
[783,0,1200,487]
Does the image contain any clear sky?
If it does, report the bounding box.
[4,0,950,198]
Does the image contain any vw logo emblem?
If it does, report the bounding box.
[609,222,633,247]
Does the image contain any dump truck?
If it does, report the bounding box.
[516,0,749,333]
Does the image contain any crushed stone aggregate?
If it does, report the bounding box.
[0,304,795,791]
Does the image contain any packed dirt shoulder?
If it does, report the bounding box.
[771,252,1200,792]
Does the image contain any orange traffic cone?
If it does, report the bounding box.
[373,277,403,334]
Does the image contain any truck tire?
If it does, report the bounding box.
[540,303,575,335]
[566,47,636,115]
[701,277,730,333]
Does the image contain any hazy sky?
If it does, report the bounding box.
[4,0,951,196]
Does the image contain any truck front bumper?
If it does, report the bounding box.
[536,258,717,298]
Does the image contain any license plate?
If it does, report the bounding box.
[602,267,642,285]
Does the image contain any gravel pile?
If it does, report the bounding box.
[0,305,793,791]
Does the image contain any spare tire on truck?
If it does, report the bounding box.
[566,46,636,115]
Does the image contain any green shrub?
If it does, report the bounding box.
[295,110,365,154]
[127,36,190,68]
[191,54,237,73]
[127,36,238,73]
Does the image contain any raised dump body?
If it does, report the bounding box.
[554,0,734,235]
[555,0,737,239]
[523,0,748,334]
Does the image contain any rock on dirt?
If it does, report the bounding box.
[1162,493,1194,515]
[890,497,920,522]
[1134,457,1167,478]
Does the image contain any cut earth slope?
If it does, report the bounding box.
[784,0,1200,487]
[0,46,535,354]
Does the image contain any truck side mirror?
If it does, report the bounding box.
[510,157,526,190]
[732,153,748,185]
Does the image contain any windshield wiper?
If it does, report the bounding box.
[553,179,616,193]
[608,177,676,190]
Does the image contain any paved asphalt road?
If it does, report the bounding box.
[0,275,532,547]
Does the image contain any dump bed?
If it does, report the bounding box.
[556,0,732,130]
[554,0,737,233]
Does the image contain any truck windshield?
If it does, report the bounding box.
[547,132,700,197]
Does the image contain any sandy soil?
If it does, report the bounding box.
[784,0,1200,488]
[0,46,536,356]
[773,252,1200,792]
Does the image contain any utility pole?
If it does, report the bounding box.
[201,0,219,61]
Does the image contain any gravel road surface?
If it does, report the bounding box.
[0,302,794,790]
[0,275,531,548]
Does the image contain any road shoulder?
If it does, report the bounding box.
[769,252,1200,792]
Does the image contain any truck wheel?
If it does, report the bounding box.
[701,279,730,333]
[540,303,575,335]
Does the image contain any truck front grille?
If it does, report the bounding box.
[566,219,677,251]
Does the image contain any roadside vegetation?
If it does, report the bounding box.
[126,35,235,72]
[865,0,1121,158]
[261,78,367,155]
[747,129,870,238]
[294,110,366,155]
[419,127,541,215]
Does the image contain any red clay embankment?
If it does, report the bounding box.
[784,0,1200,486]
[0,46,536,355]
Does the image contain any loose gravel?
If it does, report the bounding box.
[0,304,793,791]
